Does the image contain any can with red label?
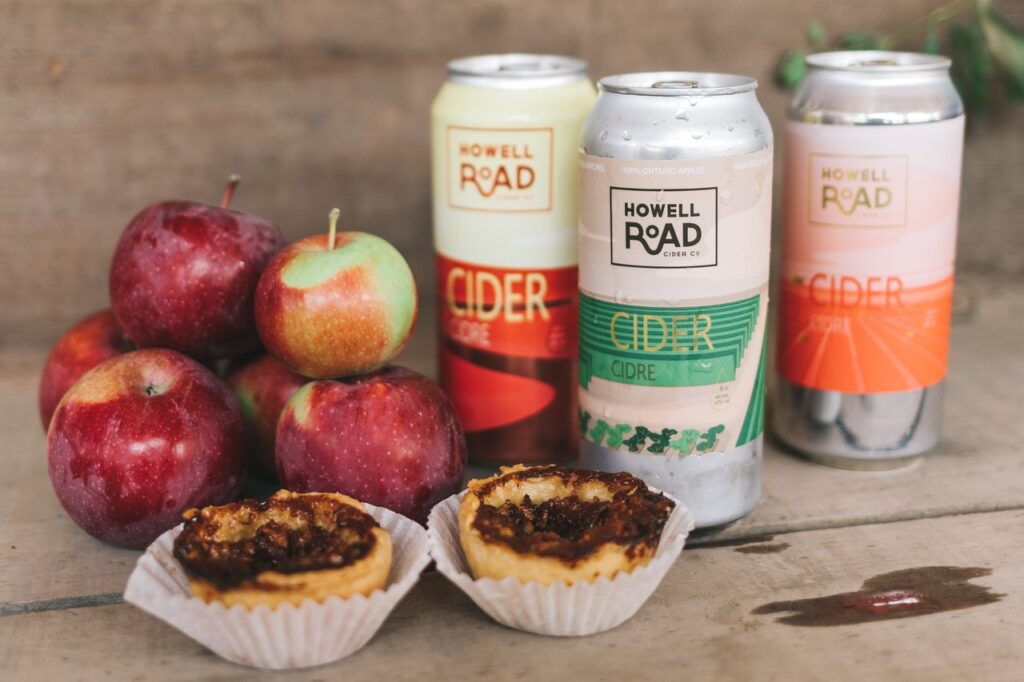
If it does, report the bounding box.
[431,54,596,464]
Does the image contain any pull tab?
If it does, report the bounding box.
[853,59,898,67]
[498,58,548,72]
[652,79,700,89]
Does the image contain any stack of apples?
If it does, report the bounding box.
[42,179,465,549]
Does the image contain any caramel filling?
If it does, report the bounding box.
[472,466,674,564]
[173,493,378,590]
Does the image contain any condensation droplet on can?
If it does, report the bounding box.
[622,129,632,141]
[720,189,733,205]
[614,289,627,304]
[674,106,689,121]
[656,189,665,202]
[686,95,701,107]
[598,128,609,141]
[691,131,704,140]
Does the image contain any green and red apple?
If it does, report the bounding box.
[255,209,417,378]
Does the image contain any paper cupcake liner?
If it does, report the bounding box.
[124,503,430,670]
[427,488,695,637]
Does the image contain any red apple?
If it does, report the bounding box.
[109,176,286,360]
[47,348,247,548]
[276,366,465,523]
[226,353,308,478]
[39,309,132,429]
[255,209,417,378]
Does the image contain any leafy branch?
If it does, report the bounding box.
[776,0,1024,116]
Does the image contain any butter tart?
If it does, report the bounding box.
[458,464,674,585]
[173,490,391,608]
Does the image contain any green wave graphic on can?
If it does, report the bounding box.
[737,334,767,447]
[578,293,761,389]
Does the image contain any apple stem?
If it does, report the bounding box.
[220,174,241,209]
[328,208,341,250]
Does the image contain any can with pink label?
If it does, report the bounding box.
[775,51,965,469]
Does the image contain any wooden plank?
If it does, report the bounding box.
[2,509,1021,681]
[3,275,1024,606]
[1,0,1023,345]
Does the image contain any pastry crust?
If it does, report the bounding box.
[458,465,673,585]
[173,490,391,608]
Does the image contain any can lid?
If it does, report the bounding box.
[446,54,588,89]
[806,51,952,73]
[598,72,757,97]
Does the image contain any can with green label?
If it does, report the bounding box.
[578,72,773,528]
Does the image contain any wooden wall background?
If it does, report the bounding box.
[2,0,1022,347]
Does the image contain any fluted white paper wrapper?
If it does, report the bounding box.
[124,503,430,669]
[427,489,694,636]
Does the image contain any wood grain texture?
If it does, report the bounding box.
[2,274,1022,608]
[1,4,1023,673]
[2,510,1021,680]
[1,0,1022,346]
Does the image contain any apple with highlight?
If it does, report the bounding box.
[276,366,465,523]
[255,209,417,378]
[109,176,286,360]
[47,349,247,548]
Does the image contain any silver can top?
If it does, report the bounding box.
[793,51,962,125]
[584,71,771,161]
[806,50,951,73]
[446,53,588,89]
[598,71,757,97]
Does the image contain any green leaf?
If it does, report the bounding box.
[951,18,994,115]
[978,4,1024,101]
[776,49,807,89]
[836,31,880,50]
[924,17,941,55]
[806,20,826,50]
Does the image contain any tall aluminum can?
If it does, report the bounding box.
[432,54,596,465]
[775,52,965,470]
[578,73,773,528]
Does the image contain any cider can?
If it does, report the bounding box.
[432,54,596,465]
[578,73,773,528]
[775,51,965,469]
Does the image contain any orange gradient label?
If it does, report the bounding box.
[778,117,964,393]
[779,275,952,392]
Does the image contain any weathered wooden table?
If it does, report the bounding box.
[2,275,1022,681]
